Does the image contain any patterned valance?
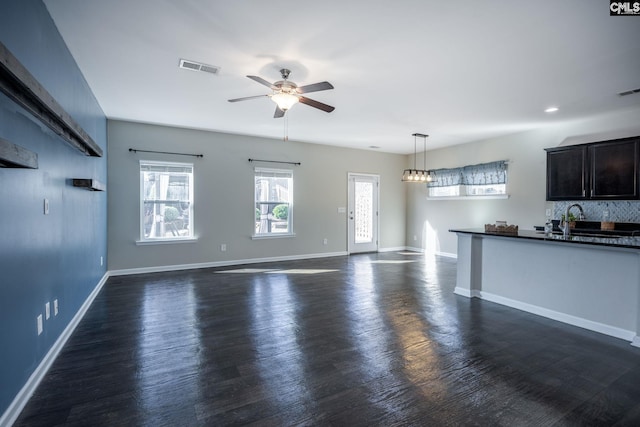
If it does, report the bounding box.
[428,160,507,187]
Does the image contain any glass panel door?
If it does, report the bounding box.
[348,174,379,253]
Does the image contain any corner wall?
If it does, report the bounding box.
[107,120,407,271]
[0,0,107,419]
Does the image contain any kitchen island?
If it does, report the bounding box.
[451,228,640,346]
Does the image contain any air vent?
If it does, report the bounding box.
[179,59,220,75]
[618,87,640,97]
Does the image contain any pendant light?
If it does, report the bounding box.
[402,133,432,182]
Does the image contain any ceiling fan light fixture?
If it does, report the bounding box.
[271,92,299,111]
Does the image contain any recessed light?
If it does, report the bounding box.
[544,106,559,113]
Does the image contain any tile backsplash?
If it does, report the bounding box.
[553,200,640,223]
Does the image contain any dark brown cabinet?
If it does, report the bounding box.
[546,136,639,201]
[546,145,588,200]
[590,139,638,199]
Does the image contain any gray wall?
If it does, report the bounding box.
[406,107,640,256]
[108,120,407,271]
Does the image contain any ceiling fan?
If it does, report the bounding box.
[228,68,335,118]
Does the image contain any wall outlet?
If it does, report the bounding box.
[220,243,227,252]
[337,207,346,213]
[545,208,552,217]
[54,299,59,316]
[413,235,417,241]
[323,238,328,245]
[100,256,104,266]
[45,302,50,320]
[44,198,49,215]
[37,314,43,335]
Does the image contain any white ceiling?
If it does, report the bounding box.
[44,0,640,154]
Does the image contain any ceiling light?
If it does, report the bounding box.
[545,106,559,113]
[271,92,299,111]
[402,133,431,183]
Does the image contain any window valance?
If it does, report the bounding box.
[428,160,507,187]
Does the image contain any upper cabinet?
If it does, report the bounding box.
[546,145,588,200]
[546,136,639,201]
[590,139,638,199]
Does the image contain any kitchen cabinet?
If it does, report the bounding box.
[546,145,588,200]
[546,136,639,201]
[590,138,638,199]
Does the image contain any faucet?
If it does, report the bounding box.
[562,203,586,238]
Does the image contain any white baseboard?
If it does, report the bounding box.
[0,272,109,427]
[435,251,457,259]
[401,246,457,259]
[378,246,410,253]
[402,246,425,253]
[631,336,640,348]
[478,291,636,343]
[108,251,349,276]
[454,287,481,298]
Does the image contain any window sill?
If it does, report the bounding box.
[427,194,510,201]
[252,233,296,240]
[136,237,198,245]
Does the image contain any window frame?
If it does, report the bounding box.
[138,160,195,244]
[252,167,295,239]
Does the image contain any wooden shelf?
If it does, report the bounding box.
[0,41,102,157]
[0,136,38,168]
[72,178,105,191]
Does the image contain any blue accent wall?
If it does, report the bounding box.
[0,0,107,416]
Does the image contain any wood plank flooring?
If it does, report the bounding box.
[13,252,640,426]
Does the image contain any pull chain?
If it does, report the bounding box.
[283,112,289,141]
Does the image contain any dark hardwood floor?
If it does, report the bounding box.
[14,252,640,426]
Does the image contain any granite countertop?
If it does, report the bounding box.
[450,228,640,250]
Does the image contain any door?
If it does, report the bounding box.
[348,173,379,253]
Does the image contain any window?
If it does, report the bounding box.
[428,160,508,199]
[140,161,194,241]
[254,168,293,237]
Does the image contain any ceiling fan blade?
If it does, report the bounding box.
[298,96,335,113]
[247,75,275,89]
[274,106,285,118]
[296,81,334,94]
[228,94,268,102]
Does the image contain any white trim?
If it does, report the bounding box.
[435,251,457,259]
[403,246,425,253]
[378,246,409,253]
[136,237,198,245]
[427,194,510,201]
[0,273,109,427]
[108,251,349,276]
[478,290,636,342]
[251,233,296,240]
[632,336,640,348]
[454,287,481,298]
